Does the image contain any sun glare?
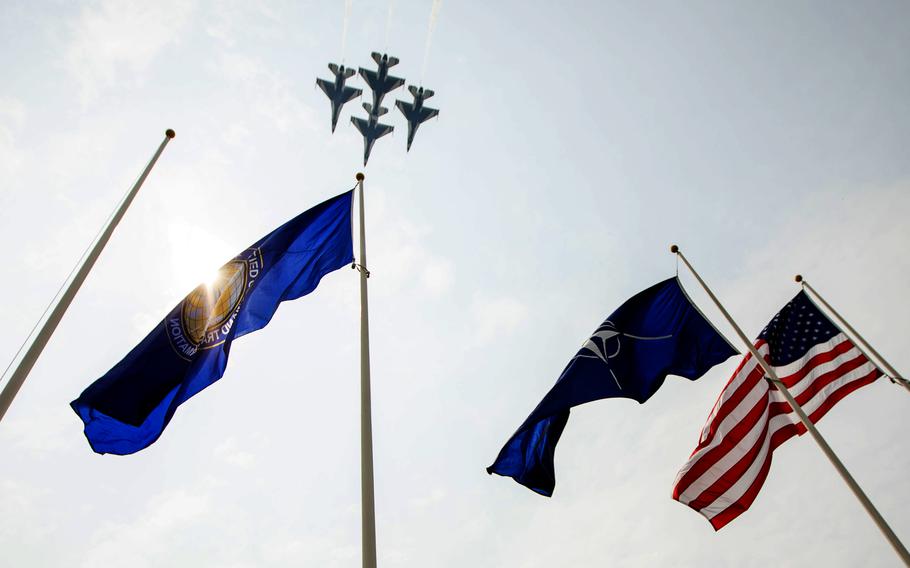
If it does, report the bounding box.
[168,222,235,295]
[204,269,223,290]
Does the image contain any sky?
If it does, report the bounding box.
[1,0,910,566]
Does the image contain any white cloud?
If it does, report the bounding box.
[420,255,455,297]
[213,436,256,468]
[64,0,196,102]
[204,0,282,47]
[215,52,320,133]
[81,487,212,568]
[359,185,457,300]
[470,294,529,344]
[0,97,26,183]
[409,486,447,511]
[0,405,75,456]
[0,479,56,545]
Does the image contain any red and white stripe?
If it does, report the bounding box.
[671,332,880,529]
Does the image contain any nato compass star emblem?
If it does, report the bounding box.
[573,321,672,389]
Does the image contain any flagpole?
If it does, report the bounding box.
[795,275,910,393]
[355,172,377,568]
[672,245,910,566]
[0,129,176,423]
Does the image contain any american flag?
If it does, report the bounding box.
[672,290,881,530]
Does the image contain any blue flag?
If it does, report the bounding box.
[486,277,737,496]
[71,190,355,455]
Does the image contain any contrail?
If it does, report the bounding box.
[341,0,353,61]
[384,0,397,51]
[421,0,443,81]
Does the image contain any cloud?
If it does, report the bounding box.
[215,52,320,133]
[0,405,75,457]
[0,479,56,546]
[359,186,457,300]
[64,0,196,102]
[213,436,256,468]
[0,97,26,185]
[203,0,281,47]
[81,486,213,568]
[419,256,456,297]
[409,486,447,511]
[470,294,529,345]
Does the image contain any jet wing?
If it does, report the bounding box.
[417,106,439,122]
[351,116,369,136]
[340,85,362,104]
[395,99,414,117]
[384,75,405,94]
[316,78,335,98]
[396,101,438,124]
[374,123,394,139]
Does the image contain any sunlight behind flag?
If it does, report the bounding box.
[71,189,355,455]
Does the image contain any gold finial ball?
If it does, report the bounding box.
[165,129,176,139]
[670,244,679,253]
[795,274,803,283]
[356,172,365,181]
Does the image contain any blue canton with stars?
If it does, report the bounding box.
[758,291,840,366]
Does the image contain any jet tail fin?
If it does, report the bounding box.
[328,62,339,75]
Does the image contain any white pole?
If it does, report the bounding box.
[795,275,910,393]
[355,172,377,568]
[0,129,176,423]
[673,246,910,566]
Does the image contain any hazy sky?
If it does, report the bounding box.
[2,1,910,566]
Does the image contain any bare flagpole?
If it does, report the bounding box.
[672,245,910,566]
[0,129,176,423]
[354,172,377,568]
[795,275,910,393]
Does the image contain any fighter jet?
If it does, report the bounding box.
[351,103,394,166]
[395,86,440,151]
[358,52,405,109]
[316,63,363,132]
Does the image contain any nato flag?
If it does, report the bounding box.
[71,190,354,455]
[486,278,737,496]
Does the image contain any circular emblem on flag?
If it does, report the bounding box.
[181,260,248,345]
[166,248,263,358]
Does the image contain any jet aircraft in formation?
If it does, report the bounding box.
[315,63,362,133]
[395,86,440,152]
[359,52,405,109]
[316,51,439,165]
[351,103,394,167]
